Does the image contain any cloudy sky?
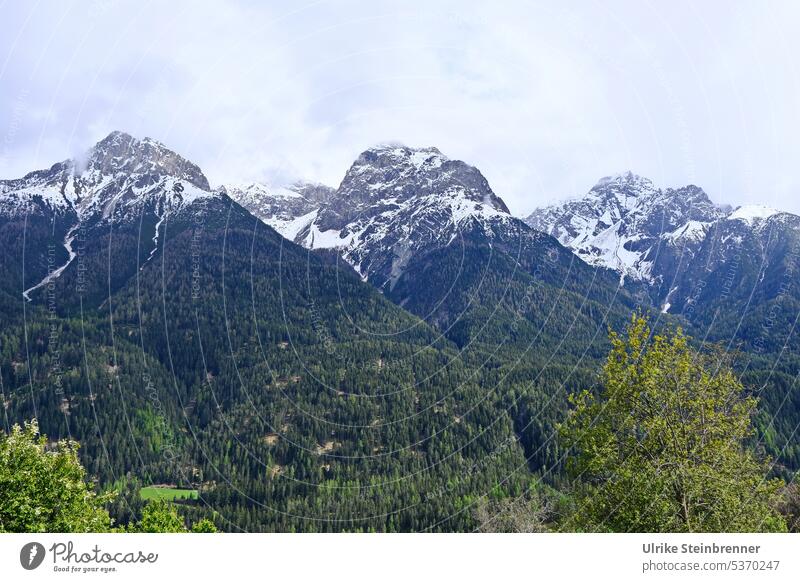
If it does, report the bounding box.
[1,0,799,215]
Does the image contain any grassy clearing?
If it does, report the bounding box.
[140,486,198,501]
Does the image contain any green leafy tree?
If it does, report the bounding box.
[561,316,786,532]
[0,420,113,532]
[191,518,218,532]
[130,500,217,532]
[133,500,188,532]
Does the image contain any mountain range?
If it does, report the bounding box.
[2,131,799,531]
[230,158,800,352]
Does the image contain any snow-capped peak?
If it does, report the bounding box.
[355,143,448,172]
[337,144,509,215]
[4,131,222,300]
[1,131,216,221]
[235,144,518,289]
[312,146,517,286]
[85,131,210,190]
[525,173,723,284]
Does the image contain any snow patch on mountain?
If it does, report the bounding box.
[22,224,80,301]
[305,223,357,249]
[663,220,711,244]
[281,208,319,240]
[728,205,780,224]
[579,221,648,284]
[225,180,333,239]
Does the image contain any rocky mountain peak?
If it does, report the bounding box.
[591,170,654,193]
[331,144,509,224]
[1,130,217,225]
[356,143,446,167]
[85,131,210,191]
[230,144,518,289]
[525,173,729,284]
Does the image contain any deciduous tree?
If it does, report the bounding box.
[561,316,786,532]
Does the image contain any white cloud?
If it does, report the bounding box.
[1,0,799,215]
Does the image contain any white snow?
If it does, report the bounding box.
[12,183,67,207]
[141,212,165,269]
[728,205,780,224]
[305,225,356,249]
[22,224,80,301]
[595,225,643,281]
[163,177,213,206]
[230,182,302,200]
[409,148,444,170]
[664,220,710,244]
[568,219,651,284]
[275,208,318,240]
[448,188,506,224]
[660,286,679,314]
[150,214,164,258]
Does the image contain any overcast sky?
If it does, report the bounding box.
[1,0,799,215]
